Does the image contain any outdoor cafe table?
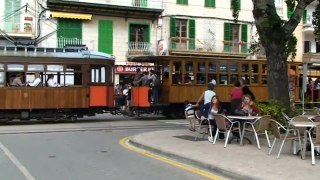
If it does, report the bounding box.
[227,115,262,146]
[288,121,320,160]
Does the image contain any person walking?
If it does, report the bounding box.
[195,83,216,107]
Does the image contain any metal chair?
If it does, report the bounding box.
[214,114,241,148]
[242,115,271,149]
[268,119,302,159]
[194,110,214,141]
[308,124,320,165]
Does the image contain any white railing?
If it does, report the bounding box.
[63,0,163,9]
[57,37,82,48]
[127,42,153,56]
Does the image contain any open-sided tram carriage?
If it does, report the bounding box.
[0,46,115,121]
[128,55,302,118]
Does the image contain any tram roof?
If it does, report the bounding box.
[0,46,115,61]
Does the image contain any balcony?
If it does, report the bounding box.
[57,37,83,48]
[47,0,164,20]
[127,42,153,57]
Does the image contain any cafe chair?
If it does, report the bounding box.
[308,124,320,165]
[303,107,320,116]
[268,119,302,159]
[194,110,214,142]
[281,112,292,128]
[242,115,271,149]
[214,114,241,148]
[313,115,320,122]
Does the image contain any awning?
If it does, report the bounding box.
[51,12,92,20]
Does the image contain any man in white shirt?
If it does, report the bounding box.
[27,72,42,87]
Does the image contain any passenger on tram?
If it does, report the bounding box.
[11,73,25,87]
[27,72,42,87]
[133,71,150,86]
[46,74,61,87]
[149,70,160,104]
[132,68,142,83]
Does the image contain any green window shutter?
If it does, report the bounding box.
[170,17,177,49]
[205,0,215,8]
[189,19,195,50]
[303,10,307,24]
[177,0,188,5]
[231,0,241,10]
[241,24,248,53]
[145,25,150,43]
[57,19,82,48]
[224,23,231,52]
[98,20,113,54]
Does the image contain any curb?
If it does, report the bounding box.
[128,138,260,180]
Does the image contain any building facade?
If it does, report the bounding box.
[0,0,314,85]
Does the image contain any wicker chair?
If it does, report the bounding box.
[242,115,271,149]
[214,114,241,148]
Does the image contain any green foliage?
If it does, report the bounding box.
[257,100,285,124]
[312,2,320,38]
[248,39,260,55]
[231,0,240,23]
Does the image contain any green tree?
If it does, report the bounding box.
[251,0,316,111]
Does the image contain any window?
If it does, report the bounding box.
[196,62,206,84]
[28,64,44,71]
[8,64,24,71]
[172,61,182,84]
[4,0,21,32]
[57,19,82,48]
[170,18,195,50]
[0,64,4,87]
[208,62,217,84]
[133,0,148,7]
[303,10,307,24]
[224,23,247,53]
[316,41,320,53]
[219,62,228,85]
[262,64,267,84]
[240,63,250,84]
[304,41,311,53]
[64,65,82,86]
[230,62,238,85]
[230,0,241,10]
[91,66,106,84]
[129,24,150,44]
[177,0,188,5]
[251,64,259,84]
[205,0,215,8]
[185,61,193,84]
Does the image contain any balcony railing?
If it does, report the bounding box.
[62,0,163,9]
[127,42,153,56]
[57,37,82,48]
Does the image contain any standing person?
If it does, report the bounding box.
[230,80,243,115]
[199,95,225,142]
[132,68,142,85]
[133,71,150,86]
[27,72,41,87]
[11,73,25,87]
[184,100,196,132]
[195,83,216,107]
[46,74,60,87]
[149,70,160,104]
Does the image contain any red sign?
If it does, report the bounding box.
[115,65,154,74]
[24,17,33,21]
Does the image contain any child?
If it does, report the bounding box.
[184,100,196,132]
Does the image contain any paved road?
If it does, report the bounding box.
[0,114,211,180]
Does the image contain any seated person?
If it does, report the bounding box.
[27,72,42,87]
[11,73,25,87]
[237,94,260,116]
[46,74,61,87]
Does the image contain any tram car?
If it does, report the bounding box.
[0,46,115,121]
[128,55,302,118]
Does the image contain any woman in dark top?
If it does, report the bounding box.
[242,85,255,101]
[199,95,225,141]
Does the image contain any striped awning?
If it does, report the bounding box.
[51,12,92,20]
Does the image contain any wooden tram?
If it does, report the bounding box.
[128,55,302,118]
[0,46,115,121]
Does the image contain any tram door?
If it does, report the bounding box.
[89,65,108,106]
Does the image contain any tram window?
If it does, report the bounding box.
[163,65,169,78]
[198,62,205,72]
[47,65,63,72]
[241,63,249,73]
[208,62,216,72]
[241,74,250,84]
[0,64,4,70]
[8,64,24,71]
[230,74,238,85]
[208,74,217,84]
[172,62,182,84]
[251,64,259,84]
[262,64,267,84]
[196,73,206,84]
[63,65,82,86]
[0,72,5,87]
[91,66,106,83]
[28,64,44,71]
[219,74,228,85]
[186,61,193,73]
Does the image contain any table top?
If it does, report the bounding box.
[288,121,320,127]
[227,115,262,120]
